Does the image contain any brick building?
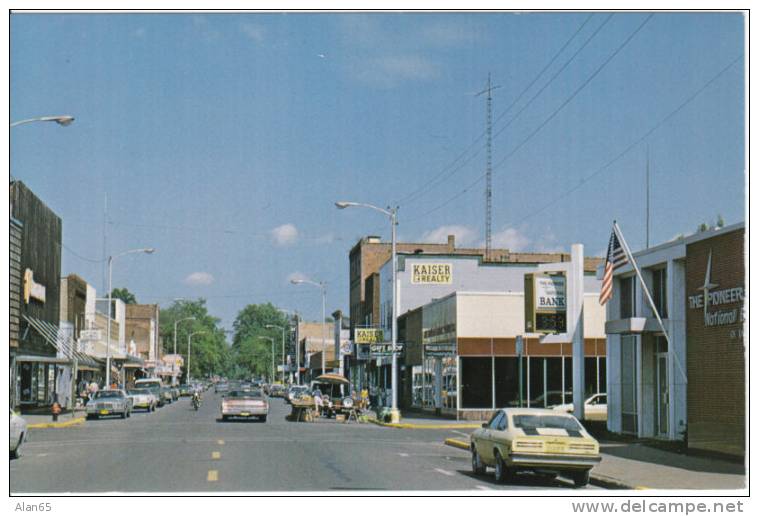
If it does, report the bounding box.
[604,222,744,457]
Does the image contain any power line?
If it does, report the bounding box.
[58,242,105,263]
[405,14,654,225]
[505,53,743,229]
[396,14,595,207]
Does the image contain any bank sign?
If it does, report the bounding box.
[688,249,744,328]
[411,263,452,284]
[525,272,567,334]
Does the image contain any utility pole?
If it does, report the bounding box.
[476,74,501,261]
[646,145,650,249]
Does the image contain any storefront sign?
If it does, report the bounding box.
[411,263,452,284]
[355,328,385,344]
[423,323,456,340]
[525,272,567,334]
[23,269,46,304]
[535,274,566,310]
[687,250,744,328]
[424,343,456,356]
[370,343,403,357]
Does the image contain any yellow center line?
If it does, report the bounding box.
[211,451,221,460]
[217,439,225,445]
[207,470,218,482]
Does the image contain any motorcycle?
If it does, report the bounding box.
[192,393,201,411]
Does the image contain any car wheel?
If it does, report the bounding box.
[471,446,486,475]
[493,451,513,484]
[572,470,590,488]
[260,416,267,423]
[121,411,127,419]
[86,414,94,420]
[221,415,228,421]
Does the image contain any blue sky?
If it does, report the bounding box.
[10,12,745,329]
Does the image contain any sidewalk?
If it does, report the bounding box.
[370,410,481,429]
[21,408,86,429]
[443,437,746,490]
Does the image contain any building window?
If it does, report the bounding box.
[460,357,492,408]
[620,276,636,318]
[652,268,668,318]
[494,357,521,407]
[621,335,638,434]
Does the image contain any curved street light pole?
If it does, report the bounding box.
[173,317,195,385]
[106,247,155,387]
[266,324,286,384]
[336,200,400,422]
[290,279,327,378]
[10,115,75,128]
[258,336,276,383]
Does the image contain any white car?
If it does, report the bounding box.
[553,393,607,421]
[10,410,27,459]
[126,388,158,412]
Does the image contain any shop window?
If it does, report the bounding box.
[652,268,668,319]
[563,357,573,404]
[599,357,607,394]
[494,357,522,407]
[528,357,544,408]
[584,357,598,399]
[620,276,636,318]
[460,357,492,409]
[545,358,563,407]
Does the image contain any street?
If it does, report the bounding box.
[11,393,596,493]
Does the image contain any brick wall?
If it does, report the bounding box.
[686,228,745,457]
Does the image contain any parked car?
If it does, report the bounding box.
[126,388,157,412]
[86,390,133,419]
[160,386,174,405]
[220,389,269,422]
[135,378,165,407]
[268,384,286,398]
[469,408,601,487]
[179,384,193,397]
[170,386,180,401]
[10,409,27,459]
[553,393,608,421]
[286,385,310,404]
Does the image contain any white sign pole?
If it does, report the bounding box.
[570,244,585,420]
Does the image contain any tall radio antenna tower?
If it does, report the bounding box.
[476,73,501,261]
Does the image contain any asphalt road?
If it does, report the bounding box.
[11,392,599,493]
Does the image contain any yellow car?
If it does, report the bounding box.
[469,408,601,487]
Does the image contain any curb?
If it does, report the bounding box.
[368,418,480,430]
[444,437,470,450]
[28,417,85,429]
[442,438,643,490]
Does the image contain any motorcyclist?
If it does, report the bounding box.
[191,389,202,409]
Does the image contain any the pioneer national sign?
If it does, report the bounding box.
[411,263,452,284]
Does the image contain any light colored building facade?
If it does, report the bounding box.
[603,223,744,457]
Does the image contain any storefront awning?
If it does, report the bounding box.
[22,315,101,369]
[15,354,71,364]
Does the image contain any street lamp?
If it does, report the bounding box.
[10,115,75,128]
[290,279,327,377]
[336,200,400,423]
[173,317,195,385]
[187,331,206,384]
[106,247,155,387]
[266,324,287,384]
[258,336,276,383]
[277,308,300,384]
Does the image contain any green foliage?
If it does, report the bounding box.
[697,214,726,233]
[159,298,233,381]
[111,287,137,304]
[230,303,291,381]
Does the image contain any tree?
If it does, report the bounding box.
[111,287,137,304]
[697,214,726,233]
[231,303,292,381]
[159,298,233,381]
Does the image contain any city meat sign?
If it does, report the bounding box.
[411,263,452,284]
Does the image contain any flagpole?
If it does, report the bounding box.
[613,221,687,384]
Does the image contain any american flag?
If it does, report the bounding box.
[600,228,628,305]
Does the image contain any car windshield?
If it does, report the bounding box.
[512,414,582,432]
[95,391,123,399]
[127,389,150,395]
[227,390,263,398]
